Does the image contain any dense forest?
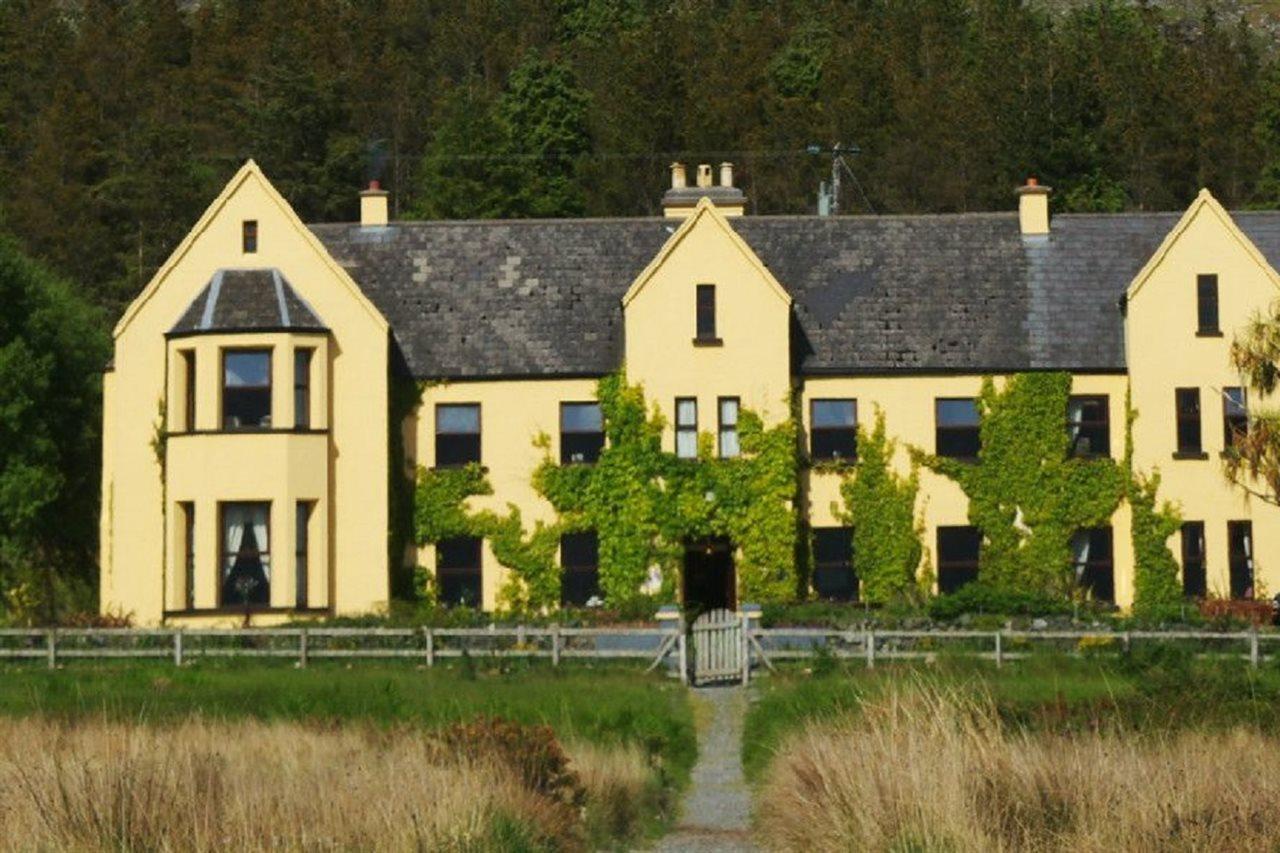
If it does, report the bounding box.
[1,0,1280,620]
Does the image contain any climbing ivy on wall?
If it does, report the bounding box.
[916,373,1126,598]
[1124,393,1184,615]
[836,409,923,604]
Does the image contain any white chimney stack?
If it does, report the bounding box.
[719,162,734,187]
[1016,177,1051,236]
[670,162,687,189]
[360,180,389,227]
[696,164,713,188]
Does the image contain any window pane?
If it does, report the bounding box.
[812,399,855,428]
[1197,274,1219,331]
[295,502,311,609]
[812,527,856,601]
[696,284,716,339]
[676,430,698,459]
[719,429,740,458]
[225,351,270,387]
[937,526,980,594]
[562,402,602,432]
[937,427,981,459]
[221,502,270,606]
[1229,521,1254,599]
[936,398,979,426]
[811,428,857,460]
[561,532,601,607]
[719,398,739,426]
[1225,387,1247,417]
[676,398,697,427]
[1181,522,1206,598]
[437,404,480,434]
[436,434,481,467]
[562,432,604,465]
[294,349,312,430]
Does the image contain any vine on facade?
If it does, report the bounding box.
[1124,393,1184,615]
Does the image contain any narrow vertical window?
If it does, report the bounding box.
[695,284,718,342]
[242,220,258,253]
[1175,388,1202,455]
[181,502,195,610]
[560,531,600,607]
[1196,274,1219,334]
[718,397,740,458]
[560,402,604,464]
[1223,387,1248,449]
[812,526,857,601]
[435,404,481,466]
[437,536,482,607]
[1181,521,1206,598]
[294,348,313,430]
[181,349,196,432]
[220,502,270,607]
[1228,520,1254,599]
[1071,527,1114,603]
[937,526,981,593]
[936,398,981,459]
[810,399,857,461]
[1066,395,1109,457]
[295,501,313,609]
[675,397,698,459]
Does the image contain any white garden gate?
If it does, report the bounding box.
[690,608,744,685]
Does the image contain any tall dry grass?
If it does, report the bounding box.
[757,683,1280,852]
[0,717,657,852]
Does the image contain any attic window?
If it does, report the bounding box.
[694,284,720,345]
[1196,274,1219,335]
[242,220,258,253]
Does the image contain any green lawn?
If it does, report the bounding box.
[743,650,1280,781]
[0,660,696,785]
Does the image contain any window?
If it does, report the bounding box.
[294,349,313,430]
[937,526,981,593]
[810,399,857,461]
[180,502,195,610]
[1223,387,1248,449]
[222,350,272,429]
[1228,520,1254,599]
[1067,395,1109,457]
[181,350,196,431]
[437,536,481,607]
[560,531,600,606]
[936,398,981,459]
[695,284,717,342]
[560,402,604,464]
[812,527,857,601]
[242,220,258,253]
[295,501,313,609]
[1175,388,1202,455]
[435,404,480,467]
[675,397,698,459]
[1071,527,1114,603]
[718,397,740,458]
[220,502,270,607]
[1181,521,1206,598]
[1197,274,1219,334]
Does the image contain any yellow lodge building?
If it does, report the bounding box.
[99,160,1280,624]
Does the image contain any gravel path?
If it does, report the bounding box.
[652,686,758,852]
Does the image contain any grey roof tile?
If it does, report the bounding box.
[169,268,326,335]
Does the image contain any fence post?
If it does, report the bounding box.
[299,629,309,668]
[424,627,435,668]
[1250,629,1260,669]
[173,629,184,667]
[551,624,561,667]
[865,629,875,669]
[740,612,750,686]
[46,629,56,670]
[994,630,1003,668]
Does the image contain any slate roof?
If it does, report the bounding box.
[309,211,1280,379]
[169,268,326,336]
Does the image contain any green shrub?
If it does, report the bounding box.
[927,584,1074,620]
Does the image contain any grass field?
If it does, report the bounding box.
[748,651,1280,851]
[0,661,695,850]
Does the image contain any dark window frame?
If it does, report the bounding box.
[434,403,482,468]
[559,401,604,465]
[1071,526,1115,603]
[242,219,258,254]
[436,536,482,608]
[1067,394,1110,458]
[221,348,273,431]
[935,398,981,460]
[1175,387,1203,456]
[810,398,858,462]
[181,349,196,432]
[937,526,981,594]
[718,397,740,459]
[295,500,313,610]
[1181,521,1207,598]
[812,526,857,601]
[1196,273,1220,335]
[675,397,698,459]
[218,500,271,608]
[1228,520,1254,600]
[181,501,195,610]
[293,348,313,430]
[694,284,719,344]
[1223,387,1248,450]
[560,530,601,607]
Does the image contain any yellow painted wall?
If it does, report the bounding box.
[1127,193,1280,600]
[801,374,1135,604]
[412,378,601,610]
[101,162,390,626]
[623,200,792,434]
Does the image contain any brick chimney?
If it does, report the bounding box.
[662,162,746,219]
[1016,177,1051,236]
[360,180,389,227]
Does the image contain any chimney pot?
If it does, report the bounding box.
[1015,177,1051,236]
[719,162,734,187]
[360,180,390,227]
[670,162,687,189]
[696,164,713,188]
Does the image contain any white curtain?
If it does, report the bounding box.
[224,505,247,577]
[1071,531,1091,582]
[1067,398,1085,449]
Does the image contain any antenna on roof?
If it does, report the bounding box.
[808,143,874,216]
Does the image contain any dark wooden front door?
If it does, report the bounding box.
[683,537,736,615]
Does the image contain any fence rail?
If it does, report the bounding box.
[0,626,1275,684]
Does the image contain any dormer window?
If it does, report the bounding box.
[694,284,720,344]
[242,220,259,253]
[1196,274,1219,335]
[223,349,272,430]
